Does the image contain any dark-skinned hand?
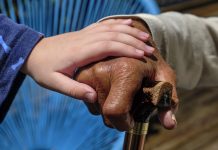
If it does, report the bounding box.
[75,19,179,131]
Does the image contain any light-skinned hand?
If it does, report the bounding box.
[21,19,154,102]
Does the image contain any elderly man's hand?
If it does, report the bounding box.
[75,19,178,131]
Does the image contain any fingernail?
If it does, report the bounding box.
[172,114,177,127]
[139,32,149,39]
[85,92,96,103]
[135,49,144,56]
[145,45,155,53]
[122,19,132,24]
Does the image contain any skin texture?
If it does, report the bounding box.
[75,19,179,131]
[21,19,155,103]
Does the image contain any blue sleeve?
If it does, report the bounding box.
[0,14,43,122]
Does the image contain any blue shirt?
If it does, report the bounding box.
[0,14,43,122]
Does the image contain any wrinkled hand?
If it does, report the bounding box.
[75,19,178,131]
[21,19,155,103]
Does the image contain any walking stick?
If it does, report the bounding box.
[123,81,173,150]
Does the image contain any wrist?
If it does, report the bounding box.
[20,37,45,76]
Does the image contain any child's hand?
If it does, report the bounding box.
[21,19,154,102]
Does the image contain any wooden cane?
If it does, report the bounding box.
[123,81,173,150]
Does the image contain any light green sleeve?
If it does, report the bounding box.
[136,12,218,89]
[100,12,218,89]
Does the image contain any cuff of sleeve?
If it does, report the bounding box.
[100,13,204,89]
[140,13,204,89]
[98,14,168,61]
[0,27,43,122]
[98,14,196,89]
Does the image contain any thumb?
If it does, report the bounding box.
[158,109,177,130]
[156,68,178,129]
[48,72,97,103]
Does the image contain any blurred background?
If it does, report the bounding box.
[146,1,218,150]
[158,0,218,16]
[0,0,218,150]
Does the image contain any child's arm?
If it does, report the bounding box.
[0,16,153,122]
[0,14,43,121]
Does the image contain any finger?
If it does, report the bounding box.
[82,32,154,54]
[84,102,100,115]
[76,68,114,128]
[76,41,149,68]
[74,68,101,114]
[102,72,142,131]
[158,109,177,130]
[92,81,115,128]
[83,19,132,31]
[155,67,179,128]
[87,24,150,41]
[100,19,132,25]
[47,72,97,103]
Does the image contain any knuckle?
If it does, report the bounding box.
[100,25,111,31]
[108,32,119,40]
[123,44,135,52]
[115,57,133,70]
[93,65,105,75]
[103,105,129,118]
[99,41,111,50]
[101,19,115,24]
[138,41,146,49]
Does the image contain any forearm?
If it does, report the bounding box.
[0,14,43,121]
